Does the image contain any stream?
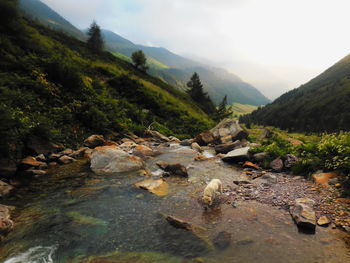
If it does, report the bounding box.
[1,144,349,262]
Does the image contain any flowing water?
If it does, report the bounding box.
[1,145,349,262]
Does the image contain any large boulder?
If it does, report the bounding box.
[214,140,241,154]
[0,181,14,197]
[90,147,145,175]
[195,131,215,146]
[83,135,105,148]
[290,198,316,231]
[191,142,203,153]
[222,147,250,162]
[211,119,248,144]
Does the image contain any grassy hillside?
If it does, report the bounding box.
[0,0,213,160]
[241,54,350,132]
[231,103,257,116]
[18,0,270,106]
[19,0,85,39]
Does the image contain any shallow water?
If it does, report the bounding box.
[1,145,349,262]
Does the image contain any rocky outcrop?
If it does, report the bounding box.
[222,147,250,162]
[290,198,316,231]
[211,119,248,144]
[83,135,105,148]
[214,140,241,154]
[90,146,145,175]
[195,131,215,146]
[156,161,188,177]
[270,158,283,172]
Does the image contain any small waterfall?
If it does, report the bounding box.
[4,246,57,263]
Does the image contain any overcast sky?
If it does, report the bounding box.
[42,0,350,99]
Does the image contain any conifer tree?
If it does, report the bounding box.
[131,50,149,72]
[87,21,103,52]
[187,73,216,115]
[214,95,232,121]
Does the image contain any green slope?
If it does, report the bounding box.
[241,54,350,132]
[0,1,213,159]
[18,0,269,106]
[231,103,257,116]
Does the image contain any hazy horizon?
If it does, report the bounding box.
[41,0,350,100]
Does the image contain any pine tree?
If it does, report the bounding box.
[214,95,232,121]
[87,21,103,52]
[131,50,149,72]
[186,73,216,115]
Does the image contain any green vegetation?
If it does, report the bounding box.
[132,50,149,72]
[241,53,350,132]
[231,103,257,117]
[245,125,350,190]
[0,1,213,160]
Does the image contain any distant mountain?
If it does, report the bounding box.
[241,54,350,132]
[102,30,270,106]
[19,0,85,39]
[19,0,270,106]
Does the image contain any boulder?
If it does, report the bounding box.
[144,129,170,142]
[119,142,138,153]
[180,139,193,146]
[191,142,203,153]
[317,216,331,226]
[222,147,250,162]
[253,152,269,162]
[135,178,168,196]
[195,131,215,146]
[270,158,283,172]
[214,140,242,154]
[90,147,145,175]
[83,135,105,148]
[18,156,46,171]
[58,155,76,165]
[69,147,89,159]
[213,231,232,250]
[284,154,298,168]
[211,119,249,143]
[290,198,316,231]
[133,145,154,157]
[312,171,338,185]
[0,181,14,197]
[168,136,181,143]
[59,148,73,156]
[156,161,188,177]
[35,154,47,162]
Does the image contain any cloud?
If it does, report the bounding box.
[42,0,350,99]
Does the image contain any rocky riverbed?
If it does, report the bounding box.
[0,120,349,262]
